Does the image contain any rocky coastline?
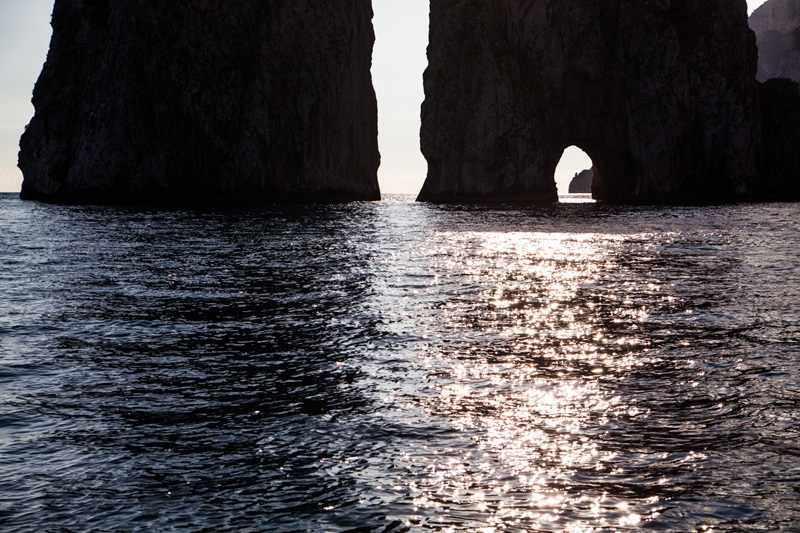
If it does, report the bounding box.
[18,0,800,205]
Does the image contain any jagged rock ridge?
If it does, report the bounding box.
[749,0,800,82]
[19,1,380,203]
[420,0,798,203]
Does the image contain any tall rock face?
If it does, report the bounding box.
[757,78,800,199]
[749,0,800,82]
[419,0,762,203]
[19,1,380,203]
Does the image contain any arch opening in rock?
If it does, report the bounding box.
[555,146,594,198]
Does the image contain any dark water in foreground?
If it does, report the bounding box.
[1,192,799,531]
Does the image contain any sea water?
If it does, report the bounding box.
[1,193,799,531]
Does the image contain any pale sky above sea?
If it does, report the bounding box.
[0,0,771,194]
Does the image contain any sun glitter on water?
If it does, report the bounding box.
[365,227,660,530]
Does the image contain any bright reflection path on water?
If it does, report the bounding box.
[354,201,759,531]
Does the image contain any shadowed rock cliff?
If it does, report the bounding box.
[419,0,770,203]
[19,1,380,203]
[758,78,800,199]
[750,0,800,82]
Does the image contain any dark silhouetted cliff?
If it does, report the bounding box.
[19,1,380,203]
[758,78,800,199]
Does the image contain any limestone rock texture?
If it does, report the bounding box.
[19,1,380,203]
[749,0,800,82]
[568,169,593,194]
[419,0,765,203]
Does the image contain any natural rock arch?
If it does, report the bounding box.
[418,0,769,203]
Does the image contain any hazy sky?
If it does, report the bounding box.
[0,0,771,194]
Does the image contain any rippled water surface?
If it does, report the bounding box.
[1,193,799,531]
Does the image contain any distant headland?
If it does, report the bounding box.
[569,170,594,195]
[19,0,800,204]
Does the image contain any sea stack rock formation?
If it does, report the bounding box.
[749,0,800,82]
[19,2,380,203]
[419,0,764,203]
